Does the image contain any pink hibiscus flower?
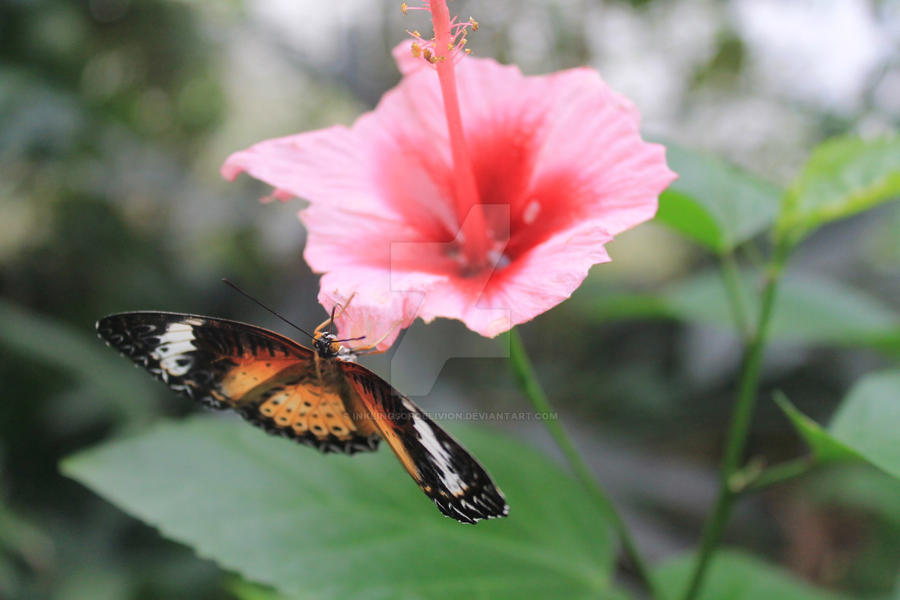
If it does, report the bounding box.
[222,1,675,349]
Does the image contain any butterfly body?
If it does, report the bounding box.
[96,312,508,523]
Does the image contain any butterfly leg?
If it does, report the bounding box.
[350,321,402,355]
[314,292,358,335]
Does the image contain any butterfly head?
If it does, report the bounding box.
[312,330,358,360]
[312,331,339,358]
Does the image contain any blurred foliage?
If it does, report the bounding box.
[0,0,240,597]
[0,0,898,599]
[655,550,852,600]
[580,269,900,356]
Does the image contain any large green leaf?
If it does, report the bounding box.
[585,270,900,354]
[63,417,618,599]
[656,144,782,253]
[778,136,900,242]
[655,549,850,600]
[776,371,900,481]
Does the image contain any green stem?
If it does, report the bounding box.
[680,236,793,600]
[738,457,817,494]
[507,329,658,598]
[719,251,750,340]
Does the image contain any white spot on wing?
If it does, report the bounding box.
[411,414,466,496]
[151,321,197,377]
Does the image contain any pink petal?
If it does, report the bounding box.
[520,68,676,234]
[221,126,383,213]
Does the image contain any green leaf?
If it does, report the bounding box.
[778,136,900,242]
[63,417,618,600]
[776,371,900,481]
[656,144,782,253]
[655,549,851,600]
[773,393,861,463]
[656,190,723,252]
[829,370,900,481]
[0,299,155,423]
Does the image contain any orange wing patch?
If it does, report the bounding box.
[219,357,305,403]
[258,381,363,441]
[234,373,380,454]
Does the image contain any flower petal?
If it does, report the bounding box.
[523,68,676,235]
[221,126,386,213]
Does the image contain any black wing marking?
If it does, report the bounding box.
[342,361,509,524]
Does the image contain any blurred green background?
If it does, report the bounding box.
[1,0,898,598]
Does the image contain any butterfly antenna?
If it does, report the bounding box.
[329,304,338,333]
[222,278,316,340]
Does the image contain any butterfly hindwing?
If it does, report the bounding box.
[96,312,380,454]
[341,361,509,524]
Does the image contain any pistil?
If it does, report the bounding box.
[420,0,489,270]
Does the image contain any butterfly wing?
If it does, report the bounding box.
[96,312,380,454]
[340,361,509,524]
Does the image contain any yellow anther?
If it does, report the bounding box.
[411,41,422,58]
[412,29,420,37]
[423,48,435,63]
[470,17,479,31]
[465,48,471,54]
[401,3,407,14]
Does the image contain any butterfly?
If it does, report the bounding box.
[95,302,508,524]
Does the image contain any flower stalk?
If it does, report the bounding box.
[507,329,658,598]
[680,234,793,600]
[719,250,750,340]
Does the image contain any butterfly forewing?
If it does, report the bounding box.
[342,362,509,524]
[96,312,380,454]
